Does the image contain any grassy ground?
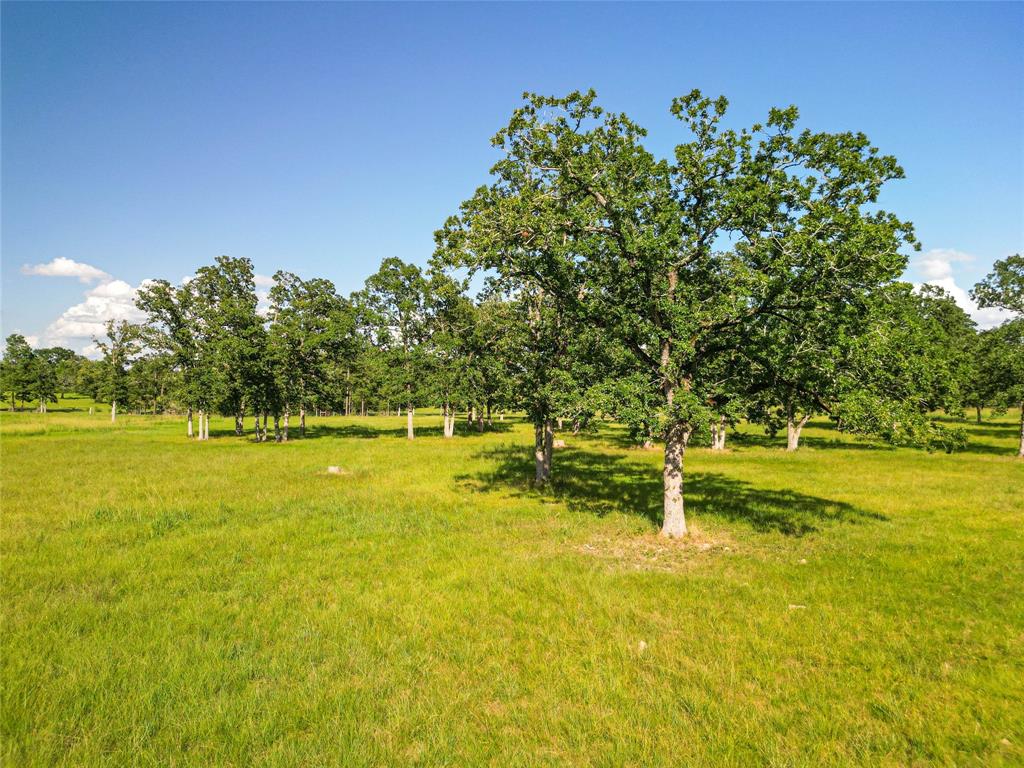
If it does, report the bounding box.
[2,396,1022,766]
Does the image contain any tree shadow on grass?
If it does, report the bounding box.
[458,445,884,536]
[297,420,517,441]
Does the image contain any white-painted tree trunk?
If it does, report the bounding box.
[282,409,289,442]
[407,404,414,440]
[235,413,243,436]
[712,416,726,450]
[1018,402,1024,458]
[262,412,268,442]
[661,423,689,538]
[111,400,117,423]
[787,414,810,451]
[300,406,306,437]
[188,407,193,438]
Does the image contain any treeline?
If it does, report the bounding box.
[3,90,1021,537]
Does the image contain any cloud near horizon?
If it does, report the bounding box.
[912,248,1011,329]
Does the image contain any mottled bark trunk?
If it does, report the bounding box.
[300,406,306,437]
[204,411,210,440]
[254,413,260,441]
[282,409,289,442]
[235,413,243,436]
[486,402,492,426]
[557,417,564,430]
[499,412,504,422]
[976,405,983,423]
[476,409,484,433]
[661,422,689,538]
[533,419,555,485]
[274,415,281,442]
[787,414,810,452]
[111,400,117,423]
[262,412,268,442]
[406,404,414,440]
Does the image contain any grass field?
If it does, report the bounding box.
[2,396,1022,766]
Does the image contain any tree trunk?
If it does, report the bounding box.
[111,400,117,423]
[1018,402,1024,458]
[187,407,193,438]
[557,417,564,430]
[235,412,243,436]
[406,404,414,440]
[262,412,268,442]
[486,402,492,426]
[661,422,689,538]
[787,414,810,451]
[442,403,454,438]
[204,411,210,440]
[282,409,289,442]
[534,422,548,485]
[253,413,260,441]
[710,415,726,450]
[499,412,504,422]
[976,405,983,423]
[274,415,281,442]
[543,419,554,480]
[360,398,365,417]
[476,409,484,433]
[469,406,475,426]
[300,406,306,437]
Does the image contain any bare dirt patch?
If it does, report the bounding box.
[578,527,735,572]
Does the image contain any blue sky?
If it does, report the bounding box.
[2,1,1022,352]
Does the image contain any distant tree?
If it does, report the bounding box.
[93,320,141,422]
[972,255,1024,457]
[136,277,202,436]
[971,254,1023,315]
[358,258,432,439]
[76,358,103,402]
[1,334,36,410]
[130,353,177,414]
[267,272,350,440]
[28,352,59,413]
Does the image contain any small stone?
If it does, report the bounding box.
[553,439,567,448]
[327,466,342,474]
[788,604,807,610]
[638,640,647,653]
[798,558,808,564]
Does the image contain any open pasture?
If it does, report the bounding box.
[2,399,1021,766]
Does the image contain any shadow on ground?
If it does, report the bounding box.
[459,445,884,536]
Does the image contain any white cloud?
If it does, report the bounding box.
[254,273,275,287]
[913,249,1011,330]
[42,277,146,356]
[21,257,110,283]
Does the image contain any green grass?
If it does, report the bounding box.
[2,395,1022,766]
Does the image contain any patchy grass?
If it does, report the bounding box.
[2,400,1021,766]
